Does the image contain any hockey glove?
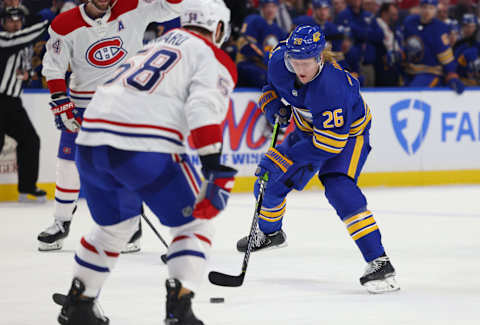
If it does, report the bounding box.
[258,85,291,128]
[447,77,465,95]
[49,94,82,133]
[193,165,237,219]
[256,147,315,191]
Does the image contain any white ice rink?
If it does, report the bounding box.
[1,185,480,325]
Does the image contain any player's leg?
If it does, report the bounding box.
[237,131,314,252]
[2,97,45,202]
[53,145,142,324]
[37,131,79,251]
[135,153,208,325]
[319,134,399,293]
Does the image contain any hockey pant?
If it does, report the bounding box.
[256,131,385,262]
[74,145,212,296]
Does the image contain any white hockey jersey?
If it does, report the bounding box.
[76,28,238,155]
[42,0,184,108]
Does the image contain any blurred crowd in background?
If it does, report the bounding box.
[1,0,480,91]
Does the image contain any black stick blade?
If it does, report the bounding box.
[208,271,245,287]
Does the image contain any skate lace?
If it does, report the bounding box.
[253,228,266,247]
[45,220,66,234]
[364,256,389,275]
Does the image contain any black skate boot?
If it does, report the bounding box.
[53,277,109,325]
[360,254,400,294]
[38,220,71,251]
[18,188,47,203]
[165,278,203,325]
[121,220,142,253]
[236,228,287,253]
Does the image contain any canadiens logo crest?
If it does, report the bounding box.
[85,37,127,68]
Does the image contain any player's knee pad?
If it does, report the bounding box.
[167,219,213,291]
[320,173,367,219]
[74,216,139,297]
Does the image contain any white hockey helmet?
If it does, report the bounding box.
[180,0,231,47]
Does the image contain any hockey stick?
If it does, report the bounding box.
[208,117,282,287]
[141,212,169,264]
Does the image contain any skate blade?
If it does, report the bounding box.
[19,194,47,203]
[363,276,400,294]
[121,240,141,254]
[38,240,63,251]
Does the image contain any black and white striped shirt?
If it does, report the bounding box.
[0,20,49,97]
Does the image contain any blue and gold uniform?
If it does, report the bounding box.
[403,13,462,89]
[237,14,288,88]
[255,28,386,262]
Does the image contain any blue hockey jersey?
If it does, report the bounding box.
[267,44,371,162]
[403,15,456,76]
[237,14,288,66]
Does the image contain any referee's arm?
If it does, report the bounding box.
[0,19,49,49]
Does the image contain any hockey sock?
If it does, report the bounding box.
[73,217,139,297]
[166,219,213,292]
[258,198,286,234]
[54,158,80,221]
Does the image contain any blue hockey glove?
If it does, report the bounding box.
[258,85,291,128]
[49,94,82,132]
[447,77,465,94]
[256,147,315,190]
[193,165,237,219]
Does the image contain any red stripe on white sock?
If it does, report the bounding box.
[194,233,211,246]
[56,185,80,193]
[172,235,190,244]
[81,237,98,254]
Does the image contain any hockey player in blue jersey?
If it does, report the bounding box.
[236,25,399,293]
[237,0,288,88]
[403,0,465,93]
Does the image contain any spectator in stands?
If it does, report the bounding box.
[0,8,49,202]
[403,0,465,93]
[436,2,449,22]
[333,0,347,16]
[374,2,402,86]
[293,0,347,64]
[449,0,477,22]
[237,0,288,88]
[363,0,379,15]
[37,0,76,22]
[335,0,384,86]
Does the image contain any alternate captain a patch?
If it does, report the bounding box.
[118,20,125,32]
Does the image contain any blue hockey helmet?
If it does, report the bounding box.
[286,25,326,60]
[420,0,438,6]
[260,0,280,5]
[312,0,331,8]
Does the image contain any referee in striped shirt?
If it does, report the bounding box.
[0,7,49,202]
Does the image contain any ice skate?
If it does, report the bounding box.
[360,254,400,294]
[165,278,203,325]
[53,277,109,325]
[38,220,71,251]
[236,228,287,253]
[121,221,142,254]
[18,188,47,203]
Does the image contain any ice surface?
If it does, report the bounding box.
[1,186,480,324]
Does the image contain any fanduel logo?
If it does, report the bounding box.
[390,99,431,155]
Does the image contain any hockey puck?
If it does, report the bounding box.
[209,297,225,303]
